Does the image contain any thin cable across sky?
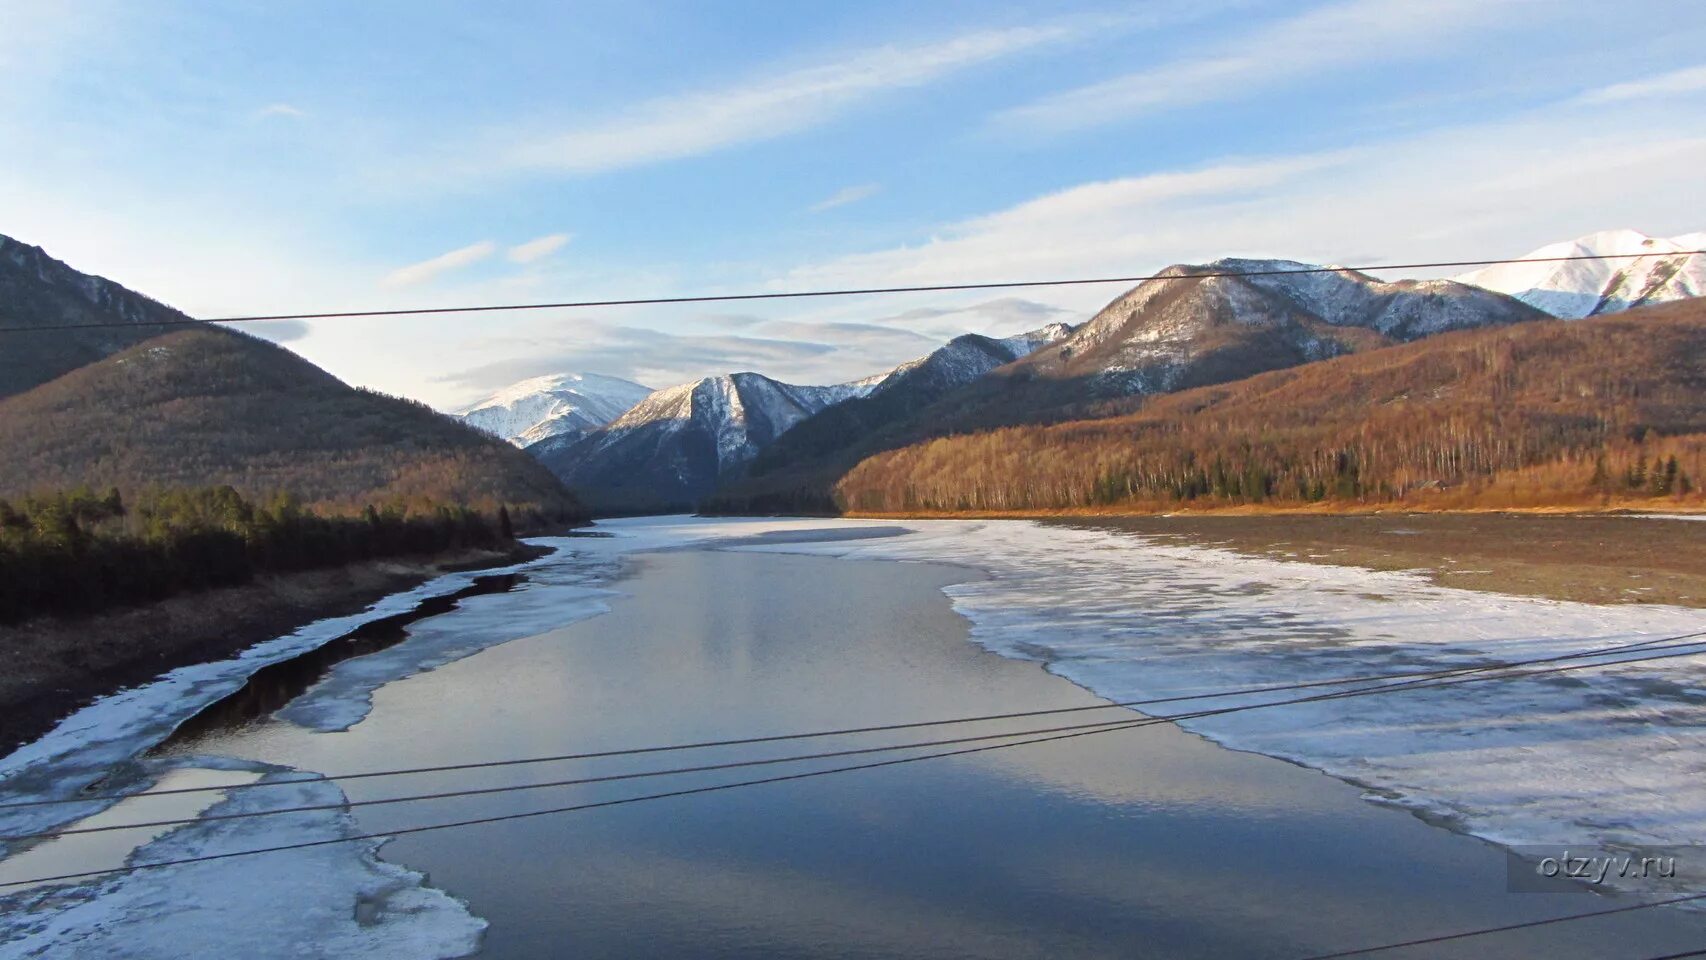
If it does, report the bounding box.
[1,249,1700,333]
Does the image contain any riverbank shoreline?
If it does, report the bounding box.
[1036,512,1706,608]
[822,508,1706,608]
[0,542,550,752]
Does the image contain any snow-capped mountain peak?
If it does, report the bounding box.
[595,371,873,473]
[456,371,652,446]
[1455,229,1705,319]
[529,369,884,510]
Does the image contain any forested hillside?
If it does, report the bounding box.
[0,328,586,527]
[0,235,193,398]
[829,300,1706,514]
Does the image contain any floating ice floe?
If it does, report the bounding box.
[0,759,485,960]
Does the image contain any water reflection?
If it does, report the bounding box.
[172,550,1706,959]
[159,573,524,747]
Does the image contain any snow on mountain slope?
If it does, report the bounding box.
[529,371,881,510]
[723,322,1079,500]
[862,321,1075,397]
[528,320,1078,513]
[998,321,1076,358]
[1039,257,1543,397]
[456,372,652,446]
[1456,229,1706,318]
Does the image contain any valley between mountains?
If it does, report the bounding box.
[449,228,1706,517]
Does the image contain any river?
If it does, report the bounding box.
[3,517,1705,958]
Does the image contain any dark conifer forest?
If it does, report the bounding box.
[0,486,519,623]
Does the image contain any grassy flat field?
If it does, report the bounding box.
[1043,513,1706,608]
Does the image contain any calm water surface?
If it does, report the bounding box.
[169,546,1706,959]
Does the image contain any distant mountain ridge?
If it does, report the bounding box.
[1457,229,1705,318]
[530,321,1079,513]
[527,371,883,512]
[709,260,1542,512]
[457,372,652,446]
[732,323,1077,496]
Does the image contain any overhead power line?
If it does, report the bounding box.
[1,249,1701,333]
[9,627,1701,814]
[6,630,1705,878]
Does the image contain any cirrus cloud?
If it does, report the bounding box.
[381,240,496,288]
[507,233,572,264]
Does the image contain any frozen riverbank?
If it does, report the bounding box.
[0,542,617,960]
[638,516,1706,899]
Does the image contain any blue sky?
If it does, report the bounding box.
[3,0,1704,408]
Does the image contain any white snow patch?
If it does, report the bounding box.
[1457,229,1705,318]
[456,372,652,446]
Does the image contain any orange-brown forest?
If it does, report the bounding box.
[831,301,1706,515]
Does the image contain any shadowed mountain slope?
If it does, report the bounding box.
[0,327,586,521]
[0,235,196,399]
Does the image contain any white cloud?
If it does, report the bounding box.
[781,152,1354,289]
[995,0,1520,134]
[490,24,1079,177]
[1577,64,1706,104]
[781,95,1706,313]
[254,103,307,120]
[507,233,571,264]
[438,321,845,394]
[809,183,882,213]
[381,241,496,288]
[869,297,1073,339]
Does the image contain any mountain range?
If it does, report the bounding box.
[831,297,1706,513]
[526,372,883,512]
[712,259,1546,512]
[526,323,1077,512]
[10,225,1698,522]
[478,230,1700,515]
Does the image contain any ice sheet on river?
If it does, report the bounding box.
[600,515,1706,898]
[0,542,604,959]
[0,760,484,959]
[278,553,617,732]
